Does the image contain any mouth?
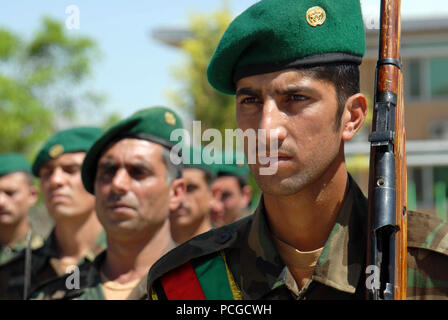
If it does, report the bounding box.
[49,193,70,203]
[257,152,293,165]
[106,202,136,213]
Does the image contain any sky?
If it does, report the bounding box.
[1,0,448,125]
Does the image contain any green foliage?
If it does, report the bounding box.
[0,17,104,159]
[0,76,53,156]
[167,6,262,202]
[167,8,235,134]
[101,112,121,130]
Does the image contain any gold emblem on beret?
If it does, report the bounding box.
[164,112,176,126]
[49,144,64,158]
[306,6,326,27]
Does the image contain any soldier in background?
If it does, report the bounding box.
[210,152,252,227]
[170,145,215,245]
[31,106,186,300]
[0,153,41,266]
[0,127,105,299]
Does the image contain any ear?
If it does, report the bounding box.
[28,185,39,208]
[341,93,368,141]
[241,185,252,207]
[169,178,186,212]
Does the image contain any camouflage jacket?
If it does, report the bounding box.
[0,231,44,266]
[147,177,448,300]
[0,228,106,300]
[29,239,177,300]
[30,251,148,300]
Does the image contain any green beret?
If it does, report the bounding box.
[32,126,103,177]
[81,106,184,194]
[212,150,249,179]
[182,145,216,179]
[207,0,366,94]
[0,153,32,177]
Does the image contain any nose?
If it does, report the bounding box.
[210,191,224,214]
[258,99,287,151]
[111,168,131,194]
[48,167,65,189]
[0,192,7,207]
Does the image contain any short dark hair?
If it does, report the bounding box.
[299,63,360,130]
[161,148,182,185]
[217,172,248,191]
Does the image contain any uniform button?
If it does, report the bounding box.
[216,232,231,244]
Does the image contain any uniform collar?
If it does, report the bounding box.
[38,228,107,263]
[244,174,367,298]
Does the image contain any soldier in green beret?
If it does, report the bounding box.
[147,0,448,300]
[209,151,252,227]
[170,145,215,245]
[31,106,186,300]
[0,127,106,299]
[0,153,41,267]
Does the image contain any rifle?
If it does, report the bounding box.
[366,0,407,300]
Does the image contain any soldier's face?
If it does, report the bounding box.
[0,172,37,225]
[235,68,345,196]
[94,138,171,237]
[210,176,250,227]
[170,168,212,228]
[39,152,95,220]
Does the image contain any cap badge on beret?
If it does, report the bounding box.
[49,144,64,158]
[306,6,326,27]
[164,112,176,126]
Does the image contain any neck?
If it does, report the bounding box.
[264,152,348,252]
[170,216,213,245]
[0,217,30,247]
[54,210,103,260]
[102,219,172,283]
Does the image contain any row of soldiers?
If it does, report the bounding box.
[2,0,448,300]
[0,108,253,299]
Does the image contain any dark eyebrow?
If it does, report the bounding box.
[235,87,261,98]
[275,85,317,96]
[128,162,153,172]
[97,157,118,168]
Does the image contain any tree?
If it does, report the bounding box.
[0,17,104,158]
[166,6,262,207]
[166,7,235,134]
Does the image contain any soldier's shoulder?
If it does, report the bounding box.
[147,215,253,291]
[406,211,448,299]
[407,210,448,255]
[30,259,98,300]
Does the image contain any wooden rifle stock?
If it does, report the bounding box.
[366,0,407,300]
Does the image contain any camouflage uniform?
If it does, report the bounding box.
[0,228,106,300]
[147,176,448,300]
[0,232,43,266]
[30,240,177,300]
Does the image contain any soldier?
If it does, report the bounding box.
[0,153,41,266]
[170,145,215,245]
[147,0,448,300]
[31,106,186,299]
[0,127,105,299]
[210,152,252,227]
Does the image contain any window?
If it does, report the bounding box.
[405,57,448,100]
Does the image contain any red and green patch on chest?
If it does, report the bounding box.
[152,251,242,300]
